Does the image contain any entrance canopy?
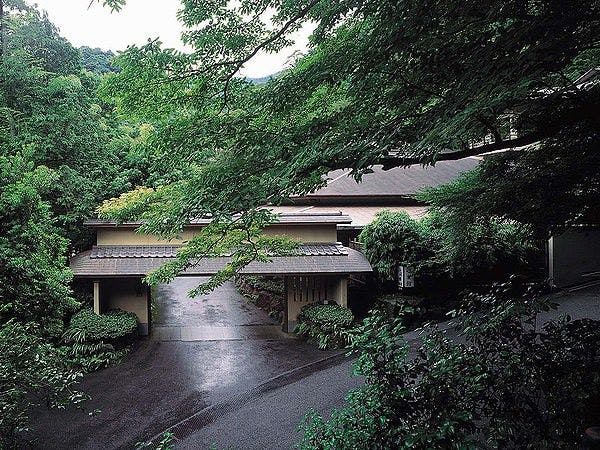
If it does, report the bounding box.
[70,243,372,278]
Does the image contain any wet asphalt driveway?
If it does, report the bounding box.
[29,277,339,449]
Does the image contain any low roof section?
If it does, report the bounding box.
[84,212,352,228]
[269,205,428,229]
[70,243,372,278]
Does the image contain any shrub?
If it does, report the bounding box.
[0,321,87,447]
[298,281,600,449]
[61,309,138,372]
[236,275,285,322]
[359,211,428,281]
[295,303,354,349]
[359,209,536,298]
[68,308,138,343]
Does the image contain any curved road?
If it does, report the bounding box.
[29,277,352,449]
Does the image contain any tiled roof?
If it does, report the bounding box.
[91,246,180,258]
[84,212,351,228]
[269,205,429,228]
[89,244,348,259]
[71,244,370,277]
[296,158,479,200]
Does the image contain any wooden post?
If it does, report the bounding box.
[93,281,101,314]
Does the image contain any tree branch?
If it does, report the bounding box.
[217,0,322,111]
[379,132,543,169]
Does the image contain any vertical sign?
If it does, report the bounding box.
[397,265,415,289]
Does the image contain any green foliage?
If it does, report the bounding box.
[360,209,536,293]
[236,275,285,321]
[295,303,354,350]
[0,320,87,447]
[61,309,137,372]
[419,125,600,240]
[68,308,138,342]
[0,153,78,336]
[239,275,285,296]
[0,5,144,251]
[94,2,599,305]
[298,281,600,449]
[80,46,117,74]
[359,211,433,281]
[135,431,175,450]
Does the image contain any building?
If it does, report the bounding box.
[70,213,372,334]
[70,159,480,335]
[271,158,480,243]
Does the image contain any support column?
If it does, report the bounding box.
[93,280,101,314]
[332,277,348,308]
[285,276,314,333]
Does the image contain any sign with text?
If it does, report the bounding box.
[397,265,415,289]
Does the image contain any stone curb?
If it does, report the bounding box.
[143,350,350,446]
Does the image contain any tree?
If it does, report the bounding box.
[0,320,86,448]
[0,3,144,250]
[0,153,78,336]
[98,0,599,288]
[299,281,600,449]
[80,46,118,74]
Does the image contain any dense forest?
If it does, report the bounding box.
[1,0,599,448]
[0,3,150,444]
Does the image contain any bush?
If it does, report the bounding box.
[68,308,138,343]
[298,281,600,449]
[0,321,87,447]
[359,211,429,281]
[359,209,537,299]
[61,309,138,372]
[236,275,285,322]
[295,303,354,349]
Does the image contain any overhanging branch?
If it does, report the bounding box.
[379,133,543,169]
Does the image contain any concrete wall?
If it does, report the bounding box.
[284,275,348,332]
[100,278,150,335]
[96,228,196,245]
[96,224,339,246]
[549,228,600,288]
[263,225,338,243]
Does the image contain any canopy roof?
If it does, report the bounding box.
[84,212,352,228]
[269,205,428,229]
[70,244,372,278]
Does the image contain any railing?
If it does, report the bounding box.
[348,240,364,253]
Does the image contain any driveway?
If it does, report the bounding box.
[28,277,340,449]
[167,283,600,450]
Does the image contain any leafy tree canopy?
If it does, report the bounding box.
[99,0,599,288]
[80,46,118,74]
[0,3,146,250]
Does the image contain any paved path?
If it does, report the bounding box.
[29,277,337,449]
[29,281,600,449]
[167,283,600,450]
[152,277,287,341]
[176,359,362,450]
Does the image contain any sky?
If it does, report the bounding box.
[33,0,311,78]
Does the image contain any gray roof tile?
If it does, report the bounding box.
[71,245,370,277]
[299,159,479,199]
[84,212,351,228]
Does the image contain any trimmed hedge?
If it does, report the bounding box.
[69,309,138,343]
[62,309,138,372]
[295,303,354,349]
